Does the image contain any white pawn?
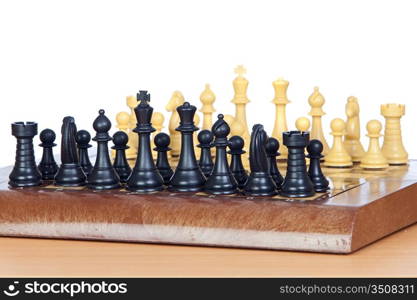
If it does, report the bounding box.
[324,118,353,168]
[115,111,130,133]
[113,112,131,159]
[295,117,310,133]
[295,117,311,157]
[115,111,137,160]
[360,120,388,169]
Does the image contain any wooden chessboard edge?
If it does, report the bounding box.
[0,222,354,254]
[351,181,417,252]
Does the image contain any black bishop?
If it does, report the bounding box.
[204,114,238,195]
[87,109,120,190]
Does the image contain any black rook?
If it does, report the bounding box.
[9,122,42,187]
[280,131,315,198]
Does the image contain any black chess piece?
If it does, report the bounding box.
[279,131,315,198]
[38,128,58,180]
[126,97,164,192]
[227,135,248,189]
[307,139,329,192]
[197,130,214,177]
[112,131,132,183]
[169,102,206,192]
[75,130,93,176]
[154,132,173,184]
[204,115,238,195]
[9,122,42,187]
[87,110,120,190]
[137,90,151,102]
[55,117,86,186]
[265,137,284,189]
[243,124,277,196]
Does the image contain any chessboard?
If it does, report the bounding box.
[0,160,416,254]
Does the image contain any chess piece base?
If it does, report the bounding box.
[324,160,353,168]
[204,174,238,195]
[87,182,121,190]
[158,167,174,185]
[243,172,277,196]
[232,170,248,189]
[38,167,57,180]
[126,169,164,193]
[279,190,316,198]
[8,177,42,188]
[360,163,389,169]
[169,168,206,192]
[168,186,203,193]
[323,164,353,168]
[55,164,86,187]
[9,166,42,187]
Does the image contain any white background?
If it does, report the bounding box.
[0,0,416,166]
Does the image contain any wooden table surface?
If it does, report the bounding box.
[0,223,416,277]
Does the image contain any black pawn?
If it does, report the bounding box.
[243,124,277,196]
[38,128,58,180]
[279,131,315,198]
[227,136,248,189]
[169,102,206,192]
[197,130,214,177]
[112,131,132,183]
[154,132,173,184]
[87,109,120,190]
[126,95,164,192]
[307,139,329,192]
[75,130,93,176]
[9,122,42,187]
[204,114,238,195]
[265,137,284,189]
[54,117,86,186]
